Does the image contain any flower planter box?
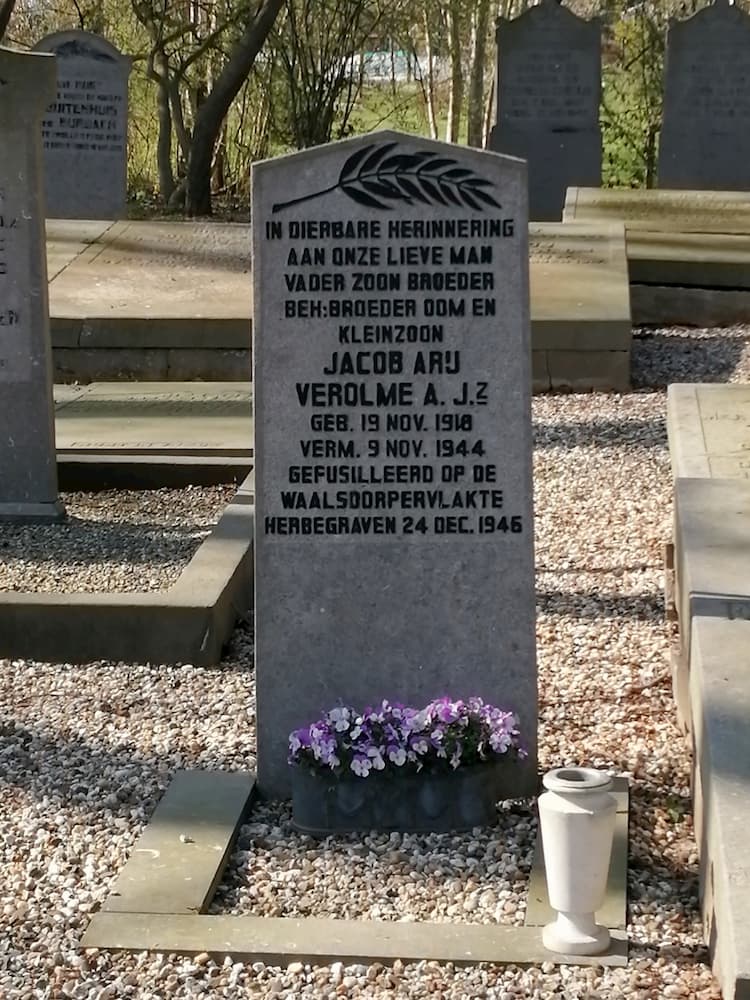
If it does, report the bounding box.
[290,762,503,835]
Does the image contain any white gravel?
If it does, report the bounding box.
[0,485,236,593]
[2,325,747,998]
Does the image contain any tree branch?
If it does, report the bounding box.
[0,0,18,42]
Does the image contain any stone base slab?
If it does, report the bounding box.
[83,912,628,968]
[533,350,630,392]
[0,500,67,523]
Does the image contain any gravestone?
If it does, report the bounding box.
[33,31,131,219]
[489,0,601,221]
[0,48,65,522]
[253,131,537,799]
[659,0,750,190]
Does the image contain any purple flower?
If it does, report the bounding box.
[288,695,524,778]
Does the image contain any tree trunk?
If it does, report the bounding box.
[467,0,491,148]
[422,7,439,141]
[186,0,285,216]
[0,0,18,41]
[153,52,177,204]
[445,0,463,143]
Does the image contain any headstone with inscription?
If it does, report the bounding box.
[33,31,131,219]
[252,132,536,799]
[0,48,65,522]
[489,0,601,221]
[659,0,750,190]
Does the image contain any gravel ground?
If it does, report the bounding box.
[2,325,747,998]
[0,486,236,593]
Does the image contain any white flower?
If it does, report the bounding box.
[370,751,386,771]
[289,734,302,753]
[328,707,351,732]
[351,757,371,777]
[388,747,407,766]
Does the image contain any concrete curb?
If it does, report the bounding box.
[0,475,254,666]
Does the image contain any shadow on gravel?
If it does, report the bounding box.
[533,416,667,449]
[537,589,663,620]
[632,330,746,389]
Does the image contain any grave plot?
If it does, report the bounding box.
[529,223,631,391]
[81,769,628,968]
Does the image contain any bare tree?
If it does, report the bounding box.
[186,0,284,215]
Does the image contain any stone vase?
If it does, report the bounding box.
[538,767,617,955]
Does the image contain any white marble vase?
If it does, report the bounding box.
[538,767,617,955]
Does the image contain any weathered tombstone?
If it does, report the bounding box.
[659,0,750,190]
[489,0,601,222]
[252,131,537,798]
[33,31,131,219]
[0,48,65,522]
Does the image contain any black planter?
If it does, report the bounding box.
[290,762,503,835]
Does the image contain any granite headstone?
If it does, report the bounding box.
[0,47,65,522]
[33,30,131,219]
[489,0,601,221]
[659,0,750,190]
[252,131,537,798]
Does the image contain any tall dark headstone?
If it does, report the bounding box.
[0,48,65,522]
[33,31,131,219]
[252,132,537,798]
[489,0,601,222]
[659,0,750,190]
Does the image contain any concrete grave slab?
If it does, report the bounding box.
[46,219,115,281]
[689,616,750,1000]
[33,31,132,219]
[83,913,628,968]
[49,220,252,348]
[529,222,631,390]
[672,477,750,663]
[564,187,750,235]
[667,384,750,480]
[627,231,750,289]
[0,473,254,665]
[103,770,255,915]
[529,223,630,350]
[53,381,254,457]
[253,132,537,799]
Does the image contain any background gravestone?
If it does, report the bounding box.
[253,131,537,799]
[0,47,65,522]
[33,30,131,219]
[489,0,601,221]
[659,0,750,190]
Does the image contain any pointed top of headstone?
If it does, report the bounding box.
[0,47,56,121]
